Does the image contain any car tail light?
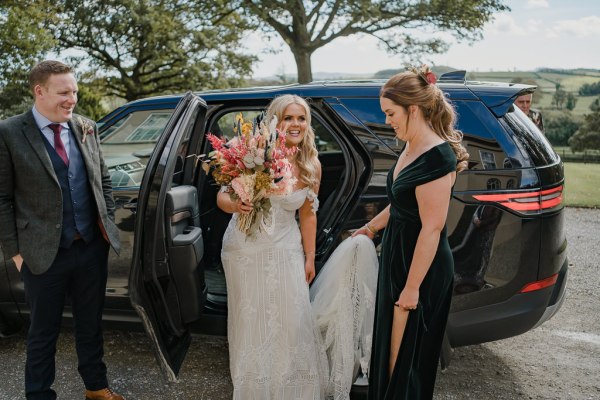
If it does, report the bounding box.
[519,273,558,293]
[472,185,563,214]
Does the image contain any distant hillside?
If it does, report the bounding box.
[369,67,600,93]
[466,69,600,93]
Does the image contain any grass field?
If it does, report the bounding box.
[538,95,596,116]
[563,162,600,208]
[555,146,600,156]
[469,70,600,91]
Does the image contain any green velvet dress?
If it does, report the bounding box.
[368,142,457,400]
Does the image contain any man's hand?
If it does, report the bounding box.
[11,254,23,272]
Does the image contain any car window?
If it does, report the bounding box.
[210,110,263,139]
[453,101,512,171]
[500,108,559,167]
[102,111,173,144]
[101,109,174,188]
[342,97,525,171]
[339,98,404,153]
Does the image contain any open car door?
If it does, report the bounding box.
[130,92,208,382]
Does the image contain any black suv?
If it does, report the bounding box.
[0,72,567,384]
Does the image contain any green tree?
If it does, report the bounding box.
[0,1,56,118]
[237,0,509,83]
[578,81,600,96]
[52,0,256,101]
[74,72,109,121]
[565,92,578,111]
[569,110,600,152]
[552,85,567,109]
[590,97,600,112]
[544,113,581,146]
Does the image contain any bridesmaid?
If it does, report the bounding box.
[354,65,469,399]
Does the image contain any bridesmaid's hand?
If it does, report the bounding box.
[396,286,419,311]
[305,261,316,284]
[235,199,253,214]
[352,225,375,239]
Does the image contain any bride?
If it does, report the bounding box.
[218,94,378,400]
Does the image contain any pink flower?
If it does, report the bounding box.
[231,175,254,203]
[425,71,437,85]
[77,117,95,143]
[199,113,299,235]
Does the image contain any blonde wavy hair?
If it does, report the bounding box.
[265,94,320,187]
[380,66,469,172]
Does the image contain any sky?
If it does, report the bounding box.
[245,0,600,78]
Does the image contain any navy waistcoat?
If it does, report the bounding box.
[42,131,97,247]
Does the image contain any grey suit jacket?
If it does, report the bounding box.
[0,110,120,274]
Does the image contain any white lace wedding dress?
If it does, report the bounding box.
[222,187,378,400]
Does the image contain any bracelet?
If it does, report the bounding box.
[365,223,377,235]
[304,251,315,256]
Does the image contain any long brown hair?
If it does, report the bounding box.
[265,94,320,187]
[380,66,469,172]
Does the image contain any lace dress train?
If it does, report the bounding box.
[310,235,378,400]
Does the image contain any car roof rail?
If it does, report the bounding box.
[438,70,467,82]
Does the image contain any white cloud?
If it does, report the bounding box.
[487,14,528,36]
[247,1,600,77]
[526,0,549,9]
[526,19,542,33]
[546,16,600,38]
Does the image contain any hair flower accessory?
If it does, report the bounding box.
[408,64,437,86]
[77,117,95,143]
[425,71,437,85]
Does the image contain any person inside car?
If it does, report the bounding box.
[515,93,544,133]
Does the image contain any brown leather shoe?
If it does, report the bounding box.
[85,387,125,400]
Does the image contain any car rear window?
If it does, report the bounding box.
[340,97,521,171]
[500,109,559,167]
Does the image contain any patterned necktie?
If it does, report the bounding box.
[48,123,69,166]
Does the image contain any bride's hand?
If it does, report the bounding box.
[235,199,253,214]
[395,286,419,311]
[305,261,316,284]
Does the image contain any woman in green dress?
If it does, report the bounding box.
[354,66,469,399]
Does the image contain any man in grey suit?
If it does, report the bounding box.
[0,61,124,400]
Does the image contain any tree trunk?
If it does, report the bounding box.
[292,49,313,84]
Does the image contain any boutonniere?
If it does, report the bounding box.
[77,116,95,143]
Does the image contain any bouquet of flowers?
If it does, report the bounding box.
[201,113,297,235]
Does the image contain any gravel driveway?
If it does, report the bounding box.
[1,207,598,400]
